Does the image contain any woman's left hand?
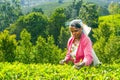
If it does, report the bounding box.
[74,62,85,70]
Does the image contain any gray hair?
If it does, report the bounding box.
[69,19,83,28]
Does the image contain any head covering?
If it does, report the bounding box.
[70,19,91,35]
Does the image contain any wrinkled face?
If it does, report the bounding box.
[70,26,82,39]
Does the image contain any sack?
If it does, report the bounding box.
[92,49,102,66]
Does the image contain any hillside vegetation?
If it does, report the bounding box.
[22,1,73,16]
[22,0,119,16]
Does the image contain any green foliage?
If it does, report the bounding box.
[73,0,83,17]
[0,29,65,64]
[93,23,114,41]
[108,2,120,15]
[65,0,83,19]
[84,0,118,7]
[79,3,98,28]
[93,14,120,63]
[97,6,109,16]
[0,30,17,62]
[104,36,120,63]
[0,62,120,79]
[58,27,70,49]
[0,0,22,31]
[32,8,44,14]
[8,12,48,43]
[64,5,73,20]
[15,29,34,63]
[49,8,66,45]
[35,36,63,64]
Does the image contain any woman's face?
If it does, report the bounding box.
[70,26,82,39]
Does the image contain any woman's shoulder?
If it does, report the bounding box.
[68,37,73,43]
[81,33,91,43]
[67,37,74,45]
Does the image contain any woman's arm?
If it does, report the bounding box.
[83,37,93,66]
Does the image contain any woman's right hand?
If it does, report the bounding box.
[59,59,66,65]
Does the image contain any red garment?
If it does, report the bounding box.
[65,32,93,66]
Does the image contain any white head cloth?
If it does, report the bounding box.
[69,19,91,36]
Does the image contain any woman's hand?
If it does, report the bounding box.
[59,59,66,65]
[74,62,85,70]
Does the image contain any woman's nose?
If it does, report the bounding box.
[72,32,76,36]
[72,32,76,35]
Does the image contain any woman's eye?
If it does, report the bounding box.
[75,30,79,32]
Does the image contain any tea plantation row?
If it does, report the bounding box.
[0,62,120,80]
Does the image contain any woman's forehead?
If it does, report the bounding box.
[69,27,80,31]
[70,26,80,29]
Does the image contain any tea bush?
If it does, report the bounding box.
[0,62,120,80]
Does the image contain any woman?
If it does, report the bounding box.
[59,19,100,69]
